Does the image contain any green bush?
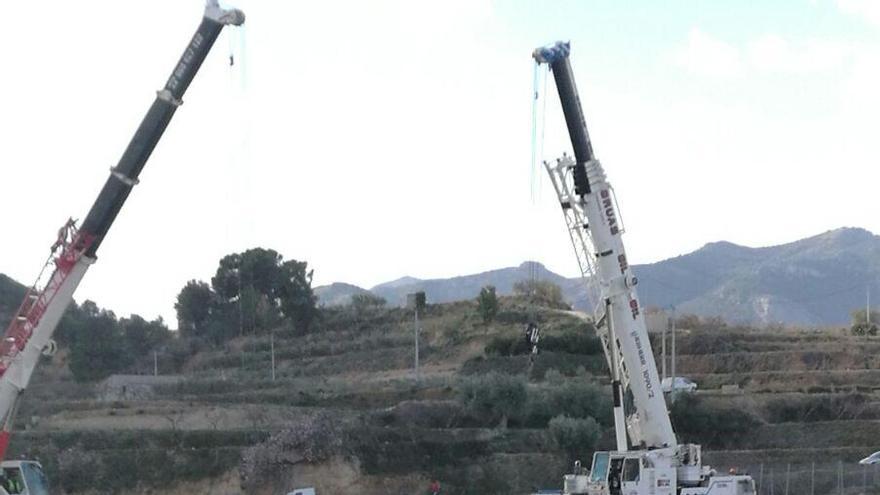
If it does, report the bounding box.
[670,394,760,448]
[477,286,499,323]
[484,335,530,356]
[457,373,527,427]
[549,415,601,454]
[485,332,601,357]
[524,381,612,427]
[540,333,603,355]
[763,393,869,423]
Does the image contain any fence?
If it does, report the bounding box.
[733,462,880,495]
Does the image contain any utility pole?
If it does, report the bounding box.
[670,306,677,403]
[408,291,426,381]
[758,463,764,495]
[662,314,668,381]
[810,461,814,495]
[868,286,872,326]
[270,331,276,382]
[153,351,158,377]
[414,306,420,380]
[784,463,790,495]
[236,268,244,337]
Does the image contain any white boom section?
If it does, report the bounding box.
[546,155,675,450]
[0,259,91,402]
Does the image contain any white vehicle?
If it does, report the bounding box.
[287,488,316,495]
[0,461,50,495]
[661,377,698,394]
[0,2,244,490]
[535,41,756,495]
[859,452,880,465]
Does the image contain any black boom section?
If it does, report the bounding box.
[549,56,594,165]
[533,42,594,196]
[79,17,228,258]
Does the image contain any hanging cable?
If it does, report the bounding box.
[527,62,553,368]
[530,62,549,203]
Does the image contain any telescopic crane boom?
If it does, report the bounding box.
[534,41,755,495]
[534,41,674,451]
[0,1,244,481]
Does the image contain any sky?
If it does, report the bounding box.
[1,0,879,326]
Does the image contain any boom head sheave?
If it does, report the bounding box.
[205,0,246,26]
[532,40,571,64]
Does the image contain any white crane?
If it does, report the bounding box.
[0,3,244,493]
[533,41,756,495]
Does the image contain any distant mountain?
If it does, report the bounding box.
[369,261,570,307]
[316,228,880,326]
[634,227,880,326]
[314,282,371,307]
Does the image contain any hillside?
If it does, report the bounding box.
[12,297,880,494]
[316,227,880,326]
[369,262,570,307]
[635,227,880,326]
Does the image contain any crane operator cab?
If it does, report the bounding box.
[0,461,50,495]
[579,451,674,495]
[570,450,755,495]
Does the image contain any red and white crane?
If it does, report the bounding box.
[0,3,243,492]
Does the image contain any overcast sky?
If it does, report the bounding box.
[1,0,879,325]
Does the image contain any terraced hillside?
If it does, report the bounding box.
[12,299,880,494]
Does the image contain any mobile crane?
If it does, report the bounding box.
[0,3,244,493]
[533,42,755,495]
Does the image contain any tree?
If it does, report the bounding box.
[350,293,386,315]
[120,315,170,358]
[209,249,316,334]
[851,309,880,336]
[458,372,527,428]
[68,307,131,382]
[278,259,317,333]
[669,394,759,448]
[513,279,570,310]
[174,280,214,337]
[549,415,601,457]
[211,248,284,301]
[476,286,499,323]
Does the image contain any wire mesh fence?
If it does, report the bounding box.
[731,462,880,495]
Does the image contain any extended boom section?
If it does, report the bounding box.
[0,1,244,464]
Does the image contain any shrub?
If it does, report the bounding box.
[477,286,499,323]
[457,373,527,428]
[541,333,603,355]
[763,393,868,423]
[549,415,601,455]
[484,335,530,356]
[670,394,760,448]
[485,332,601,357]
[524,381,612,427]
[240,413,347,490]
[513,280,571,310]
[350,293,387,315]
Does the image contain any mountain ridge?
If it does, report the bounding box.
[317,227,879,326]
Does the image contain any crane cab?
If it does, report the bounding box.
[0,460,50,495]
[568,451,676,495]
[568,450,755,495]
